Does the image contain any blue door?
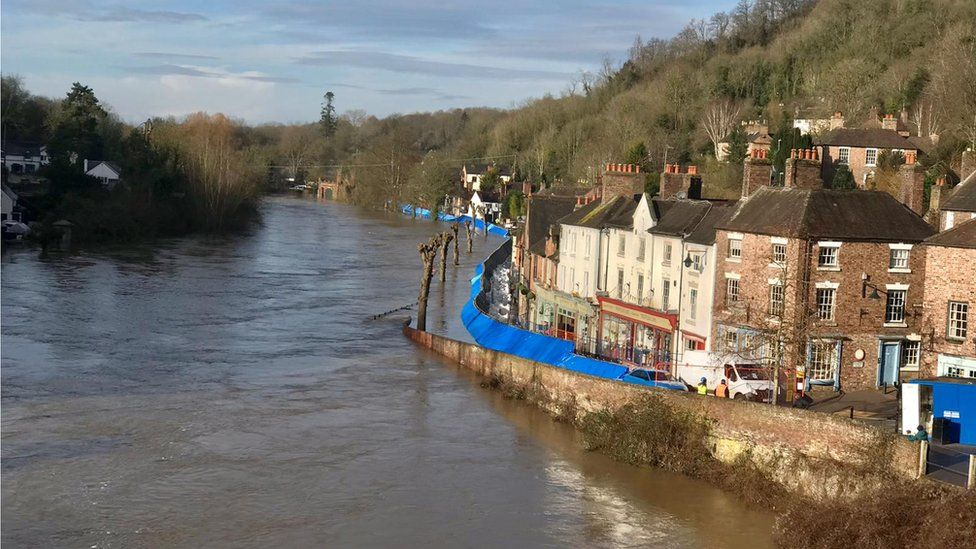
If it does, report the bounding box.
[880,343,900,385]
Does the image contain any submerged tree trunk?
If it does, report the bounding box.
[482,207,489,241]
[416,234,440,331]
[465,221,473,253]
[452,223,460,265]
[439,231,454,282]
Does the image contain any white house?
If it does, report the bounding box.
[84,160,122,188]
[2,184,19,221]
[462,163,512,192]
[1,142,50,175]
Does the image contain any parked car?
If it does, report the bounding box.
[617,368,687,391]
[676,350,774,402]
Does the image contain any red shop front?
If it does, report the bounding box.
[596,296,677,370]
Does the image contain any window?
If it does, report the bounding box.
[616,269,624,299]
[724,330,738,352]
[584,236,591,259]
[685,338,704,351]
[772,243,787,265]
[662,279,671,310]
[838,147,850,164]
[636,274,644,301]
[865,148,878,167]
[945,211,955,230]
[818,245,838,268]
[663,243,672,264]
[816,288,836,321]
[726,278,740,306]
[948,301,969,340]
[583,272,590,296]
[885,289,907,324]
[809,341,838,381]
[637,237,646,260]
[901,341,920,370]
[769,283,785,317]
[617,234,626,256]
[889,248,910,270]
[691,254,703,272]
[728,238,742,260]
[689,288,698,320]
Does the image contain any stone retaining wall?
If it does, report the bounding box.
[405,324,920,500]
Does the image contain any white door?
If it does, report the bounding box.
[901,383,920,436]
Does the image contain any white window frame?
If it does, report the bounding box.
[948,301,969,341]
[837,147,850,164]
[769,281,785,317]
[865,148,878,167]
[809,340,838,381]
[725,276,740,306]
[728,237,742,261]
[817,242,841,270]
[901,340,921,371]
[689,288,698,321]
[815,284,837,322]
[617,234,626,256]
[663,242,673,265]
[884,285,908,326]
[637,237,646,260]
[888,243,912,273]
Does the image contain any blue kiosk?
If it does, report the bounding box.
[902,378,976,445]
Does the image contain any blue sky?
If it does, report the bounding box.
[1,0,735,124]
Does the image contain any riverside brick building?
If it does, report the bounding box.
[919,220,976,379]
[712,187,936,397]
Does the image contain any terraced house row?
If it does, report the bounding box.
[513,150,976,401]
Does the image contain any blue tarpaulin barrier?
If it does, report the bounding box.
[462,239,628,381]
[399,205,509,236]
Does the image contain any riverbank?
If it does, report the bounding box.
[403,323,976,547]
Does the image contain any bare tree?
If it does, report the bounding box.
[701,100,741,158]
[451,223,460,265]
[465,221,473,253]
[416,234,442,331]
[439,231,454,282]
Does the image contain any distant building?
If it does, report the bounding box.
[1,142,49,175]
[84,160,122,188]
[2,184,19,221]
[815,112,921,189]
[461,163,512,193]
[930,150,976,231]
[717,120,773,161]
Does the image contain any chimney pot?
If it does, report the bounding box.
[636,165,641,173]
[687,165,698,175]
[834,111,842,118]
[936,177,946,186]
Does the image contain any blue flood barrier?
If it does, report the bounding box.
[399,204,509,236]
[461,239,628,380]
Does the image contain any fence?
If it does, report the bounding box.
[923,441,976,488]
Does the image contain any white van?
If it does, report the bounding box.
[677,350,774,402]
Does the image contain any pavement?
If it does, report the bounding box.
[926,443,976,487]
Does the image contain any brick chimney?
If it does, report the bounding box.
[897,163,925,215]
[926,177,946,227]
[881,114,898,132]
[829,111,845,131]
[784,149,823,189]
[687,176,703,200]
[601,162,644,204]
[659,164,699,199]
[741,148,773,198]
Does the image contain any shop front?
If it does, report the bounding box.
[534,286,597,353]
[597,296,677,369]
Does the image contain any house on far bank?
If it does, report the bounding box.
[84,160,122,188]
[1,141,50,175]
[929,150,976,231]
[461,163,512,193]
[815,111,924,188]
[717,120,773,162]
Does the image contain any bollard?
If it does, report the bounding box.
[918,440,928,479]
[969,454,976,490]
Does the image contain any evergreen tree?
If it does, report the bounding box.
[726,127,749,164]
[48,83,107,165]
[319,91,337,138]
[831,165,856,190]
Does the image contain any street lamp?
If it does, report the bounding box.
[861,272,882,300]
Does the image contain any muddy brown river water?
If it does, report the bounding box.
[1,196,773,548]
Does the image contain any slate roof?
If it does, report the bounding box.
[648,200,712,237]
[816,128,916,149]
[526,196,577,256]
[942,170,976,213]
[924,219,976,249]
[557,195,640,230]
[1,141,46,157]
[685,202,737,245]
[718,187,935,242]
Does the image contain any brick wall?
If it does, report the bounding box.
[897,164,925,215]
[784,152,822,190]
[920,244,976,376]
[601,163,644,204]
[404,324,919,498]
[712,231,928,391]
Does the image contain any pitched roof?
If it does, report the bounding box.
[942,170,976,213]
[526,196,577,256]
[1,141,46,156]
[925,218,976,249]
[86,160,122,176]
[816,128,916,149]
[685,202,737,245]
[557,195,640,230]
[648,200,712,237]
[718,187,935,242]
[463,163,511,176]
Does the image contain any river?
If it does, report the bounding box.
[1,196,773,548]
